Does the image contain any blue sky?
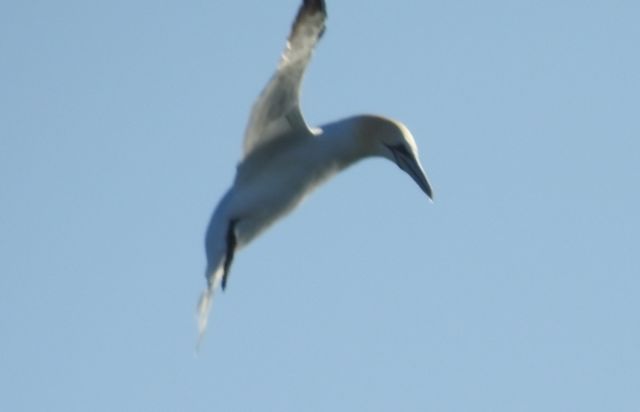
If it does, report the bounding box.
[1,1,639,411]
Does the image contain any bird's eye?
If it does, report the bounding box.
[385,143,411,157]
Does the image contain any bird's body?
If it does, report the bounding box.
[207,123,340,259]
[197,0,433,341]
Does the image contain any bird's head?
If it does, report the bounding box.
[356,115,433,200]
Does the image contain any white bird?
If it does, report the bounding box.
[197,0,433,341]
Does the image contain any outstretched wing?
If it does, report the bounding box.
[242,0,327,157]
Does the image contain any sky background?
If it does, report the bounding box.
[1,1,639,411]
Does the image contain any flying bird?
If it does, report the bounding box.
[197,0,433,341]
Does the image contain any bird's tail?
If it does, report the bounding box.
[196,266,223,350]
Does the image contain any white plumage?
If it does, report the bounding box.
[197,0,433,343]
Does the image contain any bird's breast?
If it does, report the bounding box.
[228,147,340,246]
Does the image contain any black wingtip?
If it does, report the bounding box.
[303,0,326,14]
[221,263,230,292]
[221,219,238,292]
[295,0,326,23]
[292,0,327,36]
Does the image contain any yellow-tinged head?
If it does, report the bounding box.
[354,115,434,200]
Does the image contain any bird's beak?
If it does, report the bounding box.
[395,151,433,201]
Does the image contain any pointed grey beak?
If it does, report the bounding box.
[387,145,433,200]
[398,154,433,200]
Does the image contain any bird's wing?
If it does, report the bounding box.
[242,0,327,157]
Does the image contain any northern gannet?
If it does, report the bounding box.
[197,0,433,341]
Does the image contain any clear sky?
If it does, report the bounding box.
[2,1,639,411]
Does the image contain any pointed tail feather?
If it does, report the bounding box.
[195,266,223,350]
[196,284,214,350]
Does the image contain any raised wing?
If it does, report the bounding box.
[242,0,327,157]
